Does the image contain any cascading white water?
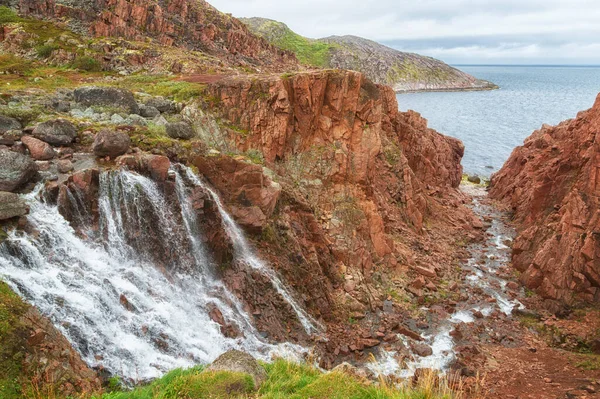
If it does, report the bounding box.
[179,166,321,335]
[0,169,304,382]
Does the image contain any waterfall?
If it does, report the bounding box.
[178,165,321,335]
[0,169,304,382]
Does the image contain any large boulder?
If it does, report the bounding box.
[0,191,28,220]
[0,115,21,133]
[166,121,195,139]
[145,97,176,113]
[32,119,78,146]
[206,350,267,388]
[0,150,36,192]
[73,86,139,114]
[21,136,55,160]
[92,129,130,158]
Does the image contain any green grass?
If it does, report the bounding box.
[0,6,22,24]
[108,75,206,102]
[95,359,459,399]
[0,281,29,399]
[575,354,600,370]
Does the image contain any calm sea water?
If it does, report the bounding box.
[396,66,600,177]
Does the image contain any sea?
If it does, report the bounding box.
[396,65,600,177]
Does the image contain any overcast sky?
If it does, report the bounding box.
[210,0,600,65]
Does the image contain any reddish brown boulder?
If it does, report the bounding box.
[490,93,600,304]
[22,136,55,160]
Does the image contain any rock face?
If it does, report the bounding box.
[14,0,297,71]
[22,136,55,160]
[32,119,78,146]
[0,191,28,220]
[206,350,267,388]
[490,94,600,304]
[92,129,131,157]
[73,86,139,114]
[241,17,496,92]
[0,150,36,192]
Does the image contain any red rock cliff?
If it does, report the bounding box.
[12,0,298,71]
[200,70,476,292]
[490,94,600,304]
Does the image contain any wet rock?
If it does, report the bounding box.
[22,136,55,160]
[206,350,267,388]
[139,104,160,118]
[92,129,130,158]
[0,115,21,133]
[115,153,170,181]
[467,175,481,184]
[0,191,28,220]
[395,325,423,341]
[166,121,195,139]
[73,86,139,114]
[411,343,433,357]
[57,160,74,174]
[0,150,37,192]
[32,119,78,146]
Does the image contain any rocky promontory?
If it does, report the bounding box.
[241,17,498,92]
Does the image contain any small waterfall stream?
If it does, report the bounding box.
[178,166,320,335]
[370,185,523,377]
[0,167,307,382]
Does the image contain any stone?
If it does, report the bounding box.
[411,343,433,357]
[0,191,28,220]
[32,119,78,146]
[0,129,23,146]
[73,86,139,114]
[467,175,481,184]
[0,115,21,133]
[92,129,130,158]
[206,350,267,388]
[145,97,176,113]
[22,136,55,160]
[139,104,160,118]
[57,160,74,174]
[415,265,437,278]
[125,114,147,126]
[166,121,195,139]
[0,150,36,192]
[110,114,126,125]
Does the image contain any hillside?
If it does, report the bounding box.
[241,17,497,92]
[0,0,299,73]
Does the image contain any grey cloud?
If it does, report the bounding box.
[209,0,600,64]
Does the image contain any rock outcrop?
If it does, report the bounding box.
[490,94,600,304]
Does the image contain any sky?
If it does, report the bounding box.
[209,0,600,65]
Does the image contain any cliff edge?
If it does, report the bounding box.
[490,94,600,305]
